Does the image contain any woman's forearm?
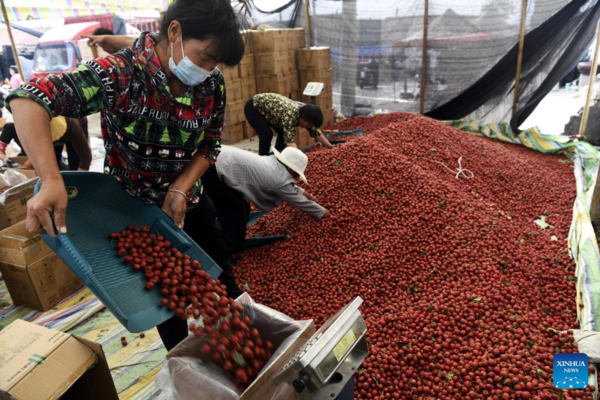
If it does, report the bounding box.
[169,155,211,193]
[10,99,62,182]
[317,134,334,149]
[107,35,136,49]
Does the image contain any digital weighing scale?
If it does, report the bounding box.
[273,297,368,400]
[303,82,325,100]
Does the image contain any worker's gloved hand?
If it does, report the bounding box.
[162,190,187,229]
[27,178,68,237]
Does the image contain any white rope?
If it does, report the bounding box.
[422,156,474,180]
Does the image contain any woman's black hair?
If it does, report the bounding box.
[299,104,324,128]
[160,0,247,66]
[9,65,17,73]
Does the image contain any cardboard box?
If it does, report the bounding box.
[323,108,335,129]
[241,76,257,100]
[0,178,35,231]
[226,79,243,103]
[0,221,82,311]
[288,71,299,92]
[286,28,306,50]
[243,121,256,139]
[221,123,245,144]
[224,100,245,125]
[297,47,331,70]
[256,73,290,96]
[300,68,333,91]
[294,127,313,148]
[240,29,254,55]
[301,90,333,110]
[238,54,256,78]
[0,319,118,400]
[251,29,290,53]
[219,64,239,82]
[254,51,296,75]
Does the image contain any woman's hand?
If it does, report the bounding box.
[27,178,68,237]
[82,35,135,54]
[84,35,109,49]
[161,191,187,229]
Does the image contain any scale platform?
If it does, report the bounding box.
[34,172,222,332]
[273,297,368,400]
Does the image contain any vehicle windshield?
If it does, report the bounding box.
[33,43,75,73]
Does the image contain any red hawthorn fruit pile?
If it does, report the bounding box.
[110,225,273,390]
[236,113,598,399]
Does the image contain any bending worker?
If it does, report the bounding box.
[0,117,91,171]
[203,145,331,254]
[245,93,335,156]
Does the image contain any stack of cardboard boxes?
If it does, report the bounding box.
[295,47,334,148]
[239,39,257,140]
[221,29,334,148]
[0,167,82,311]
[298,46,334,129]
[220,64,245,145]
[252,28,305,101]
[0,320,119,400]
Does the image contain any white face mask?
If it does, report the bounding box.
[168,34,212,87]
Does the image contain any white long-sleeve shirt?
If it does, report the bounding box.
[215,146,326,219]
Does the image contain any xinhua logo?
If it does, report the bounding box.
[553,353,588,389]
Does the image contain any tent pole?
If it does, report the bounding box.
[0,0,24,82]
[304,0,311,47]
[579,21,600,139]
[512,0,527,120]
[419,0,429,115]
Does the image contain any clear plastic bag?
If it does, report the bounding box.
[155,293,315,400]
[0,172,37,205]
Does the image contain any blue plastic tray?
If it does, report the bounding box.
[34,172,222,333]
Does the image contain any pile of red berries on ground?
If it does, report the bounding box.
[235,113,598,399]
[110,225,273,391]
